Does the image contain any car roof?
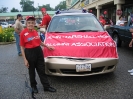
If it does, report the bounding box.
[54,9,93,17]
[8,21,15,22]
[1,22,8,23]
[60,9,84,13]
[55,13,93,16]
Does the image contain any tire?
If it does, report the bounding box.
[113,34,122,47]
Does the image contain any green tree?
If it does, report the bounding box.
[55,1,66,10]
[0,7,8,13]
[11,8,19,12]
[38,4,54,11]
[20,0,36,12]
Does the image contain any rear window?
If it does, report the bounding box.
[48,14,104,32]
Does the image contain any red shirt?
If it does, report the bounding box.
[20,28,41,48]
[40,14,51,29]
[100,19,106,26]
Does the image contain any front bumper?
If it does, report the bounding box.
[45,57,118,76]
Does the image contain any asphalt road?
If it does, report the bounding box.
[0,43,133,99]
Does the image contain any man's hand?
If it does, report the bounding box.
[24,59,29,68]
[47,46,54,50]
[130,28,133,33]
[129,40,133,47]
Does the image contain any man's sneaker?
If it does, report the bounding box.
[130,72,133,76]
[128,69,133,73]
[31,86,38,93]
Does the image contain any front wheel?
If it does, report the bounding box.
[113,34,122,47]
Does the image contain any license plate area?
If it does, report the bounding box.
[76,64,91,72]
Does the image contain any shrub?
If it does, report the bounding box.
[0,27,15,42]
[0,26,39,42]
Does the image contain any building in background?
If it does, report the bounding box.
[0,11,55,22]
[66,0,133,24]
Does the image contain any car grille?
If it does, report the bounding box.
[107,65,114,70]
[60,66,105,74]
[66,58,93,62]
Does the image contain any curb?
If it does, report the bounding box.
[0,41,16,45]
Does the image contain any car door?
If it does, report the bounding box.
[121,20,133,42]
[115,23,127,42]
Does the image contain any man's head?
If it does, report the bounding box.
[17,14,23,20]
[26,16,36,30]
[99,15,104,20]
[41,8,47,16]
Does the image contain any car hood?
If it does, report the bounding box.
[43,31,118,59]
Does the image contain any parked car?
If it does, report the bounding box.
[43,9,119,76]
[1,22,9,28]
[21,20,26,27]
[106,18,133,47]
[8,21,15,27]
[21,20,39,28]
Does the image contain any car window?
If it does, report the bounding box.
[8,21,15,24]
[21,21,24,24]
[48,14,104,32]
[21,20,25,24]
[1,23,7,25]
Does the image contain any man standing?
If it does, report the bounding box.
[128,28,133,75]
[14,14,24,56]
[20,16,56,93]
[39,8,51,29]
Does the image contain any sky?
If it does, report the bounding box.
[0,0,65,12]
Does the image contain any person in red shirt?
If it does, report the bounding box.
[99,16,106,26]
[20,16,56,93]
[39,8,51,29]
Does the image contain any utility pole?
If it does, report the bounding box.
[22,0,24,12]
[31,0,35,17]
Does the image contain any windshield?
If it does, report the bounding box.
[48,14,104,32]
[1,22,8,25]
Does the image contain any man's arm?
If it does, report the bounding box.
[40,41,54,50]
[20,46,29,68]
[39,25,46,28]
[14,28,21,33]
[14,23,21,33]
